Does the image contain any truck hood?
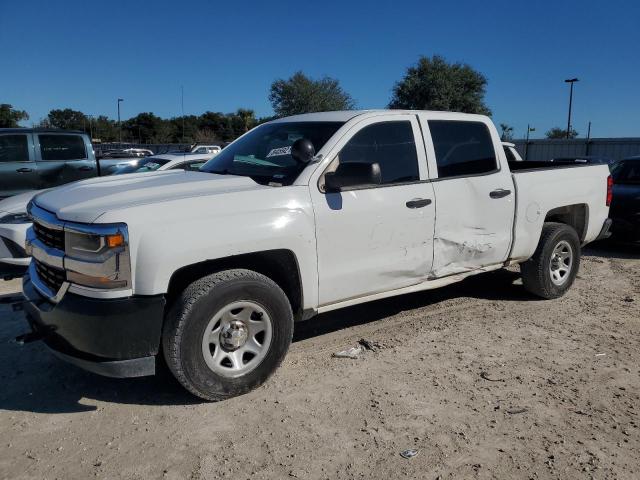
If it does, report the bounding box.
[33,170,267,223]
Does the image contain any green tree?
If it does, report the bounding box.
[92,115,118,142]
[235,108,257,133]
[499,123,514,141]
[0,104,29,127]
[269,71,355,117]
[546,127,578,139]
[47,108,88,130]
[389,55,491,115]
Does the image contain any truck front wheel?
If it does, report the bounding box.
[521,222,581,299]
[162,269,294,401]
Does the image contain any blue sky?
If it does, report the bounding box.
[1,0,638,138]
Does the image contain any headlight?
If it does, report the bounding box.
[64,224,131,290]
[0,212,31,224]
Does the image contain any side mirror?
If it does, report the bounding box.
[291,138,315,164]
[324,162,382,192]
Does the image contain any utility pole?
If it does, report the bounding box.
[525,125,535,161]
[117,98,124,144]
[564,78,579,139]
[181,85,185,144]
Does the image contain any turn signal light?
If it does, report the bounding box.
[606,175,613,207]
[106,233,125,248]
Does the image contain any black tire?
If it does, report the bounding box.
[162,269,293,401]
[521,222,581,299]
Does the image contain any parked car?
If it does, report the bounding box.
[0,191,39,279]
[609,156,640,241]
[111,153,213,175]
[0,152,215,273]
[191,144,221,155]
[122,148,154,157]
[20,110,611,401]
[0,129,152,199]
[502,141,523,161]
[0,129,98,199]
[0,154,213,279]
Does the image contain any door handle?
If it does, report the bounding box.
[78,166,93,171]
[406,198,432,208]
[489,189,512,199]
[16,168,33,173]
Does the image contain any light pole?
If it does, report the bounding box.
[525,124,535,160]
[117,98,124,144]
[564,78,578,139]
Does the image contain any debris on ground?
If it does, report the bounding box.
[480,371,505,382]
[623,296,634,302]
[332,346,363,359]
[506,407,528,415]
[400,449,419,459]
[595,353,606,357]
[358,338,382,351]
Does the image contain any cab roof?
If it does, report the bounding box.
[268,110,489,123]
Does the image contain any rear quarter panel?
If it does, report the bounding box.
[510,164,610,261]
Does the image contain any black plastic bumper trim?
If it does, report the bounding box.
[594,218,613,241]
[22,274,165,367]
[49,348,155,378]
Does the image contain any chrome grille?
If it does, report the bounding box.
[33,222,65,250]
[34,259,65,293]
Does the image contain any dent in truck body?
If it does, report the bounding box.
[431,231,496,278]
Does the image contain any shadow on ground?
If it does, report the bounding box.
[0,269,532,413]
[584,239,640,260]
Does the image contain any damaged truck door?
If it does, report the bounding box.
[422,118,515,277]
[312,115,436,306]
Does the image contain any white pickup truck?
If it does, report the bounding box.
[21,110,612,401]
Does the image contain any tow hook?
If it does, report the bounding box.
[14,331,44,345]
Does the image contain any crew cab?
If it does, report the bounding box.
[0,129,98,199]
[20,110,612,401]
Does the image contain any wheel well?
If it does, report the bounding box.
[166,249,303,319]
[544,204,588,241]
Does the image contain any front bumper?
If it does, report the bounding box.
[22,273,166,378]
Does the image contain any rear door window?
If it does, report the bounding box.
[38,134,87,161]
[428,121,497,178]
[0,134,29,163]
[338,121,419,185]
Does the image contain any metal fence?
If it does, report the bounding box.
[512,138,640,162]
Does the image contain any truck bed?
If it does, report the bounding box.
[508,162,610,262]
[508,160,602,172]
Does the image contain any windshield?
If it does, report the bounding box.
[200,121,344,185]
[112,158,171,175]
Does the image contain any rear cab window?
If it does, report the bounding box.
[428,121,497,178]
[38,134,87,161]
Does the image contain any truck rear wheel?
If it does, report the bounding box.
[521,222,581,299]
[162,269,293,401]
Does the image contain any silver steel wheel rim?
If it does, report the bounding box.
[549,240,573,286]
[201,301,273,378]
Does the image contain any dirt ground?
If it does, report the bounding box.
[0,242,638,480]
